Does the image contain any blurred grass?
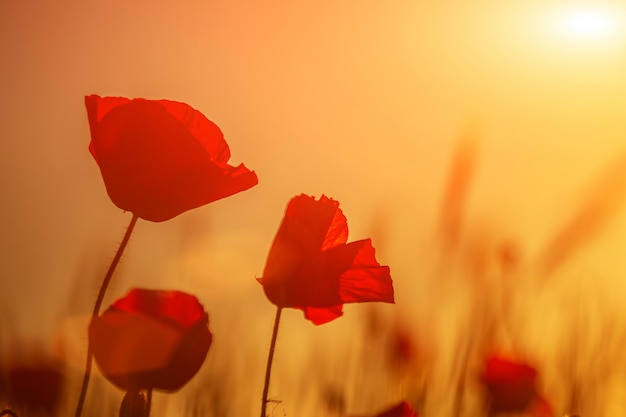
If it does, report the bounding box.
[6,139,626,417]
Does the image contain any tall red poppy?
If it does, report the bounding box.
[85,95,258,222]
[89,288,212,392]
[259,194,394,325]
[481,355,552,416]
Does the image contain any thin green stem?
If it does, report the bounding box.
[260,307,282,417]
[74,214,140,417]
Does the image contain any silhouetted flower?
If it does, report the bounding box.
[85,94,258,222]
[89,288,212,392]
[481,355,553,416]
[350,401,419,417]
[0,355,65,415]
[375,401,419,417]
[259,194,394,324]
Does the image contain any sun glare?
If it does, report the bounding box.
[561,8,616,38]
[552,5,624,43]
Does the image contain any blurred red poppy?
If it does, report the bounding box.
[373,401,419,417]
[481,355,552,416]
[259,194,394,325]
[350,401,419,417]
[0,357,65,414]
[85,95,258,222]
[89,288,212,392]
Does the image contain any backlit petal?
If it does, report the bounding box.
[338,239,394,303]
[320,195,349,250]
[85,95,257,221]
[157,99,231,163]
[302,305,344,325]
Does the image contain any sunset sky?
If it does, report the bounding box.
[3,1,626,415]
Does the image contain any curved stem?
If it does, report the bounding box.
[0,410,19,417]
[260,307,282,417]
[74,214,140,417]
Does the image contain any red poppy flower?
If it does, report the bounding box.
[350,401,419,417]
[85,95,258,222]
[0,357,65,414]
[481,355,551,415]
[373,401,419,417]
[89,288,212,392]
[259,194,394,325]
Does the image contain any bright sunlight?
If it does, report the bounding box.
[551,4,625,43]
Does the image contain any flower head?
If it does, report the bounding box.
[481,355,552,416]
[0,356,65,414]
[259,194,394,325]
[350,401,419,417]
[373,401,419,417]
[89,288,212,392]
[85,95,258,222]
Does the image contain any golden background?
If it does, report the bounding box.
[2,1,626,415]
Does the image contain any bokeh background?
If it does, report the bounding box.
[3,0,626,415]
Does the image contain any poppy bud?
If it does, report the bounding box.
[119,390,147,417]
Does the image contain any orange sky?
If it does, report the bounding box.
[3,1,626,414]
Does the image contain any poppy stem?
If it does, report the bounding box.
[260,307,282,417]
[74,214,140,417]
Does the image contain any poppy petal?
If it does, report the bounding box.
[349,401,419,417]
[375,401,419,417]
[86,95,130,160]
[320,195,349,251]
[481,355,539,412]
[85,95,258,222]
[89,310,182,377]
[301,305,344,325]
[482,356,537,384]
[112,289,206,329]
[156,99,231,163]
[282,194,348,253]
[337,239,394,303]
[85,95,130,136]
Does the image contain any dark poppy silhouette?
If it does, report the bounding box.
[85,94,258,222]
[352,401,419,417]
[481,355,553,416]
[89,288,212,392]
[259,194,394,325]
[0,356,65,415]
